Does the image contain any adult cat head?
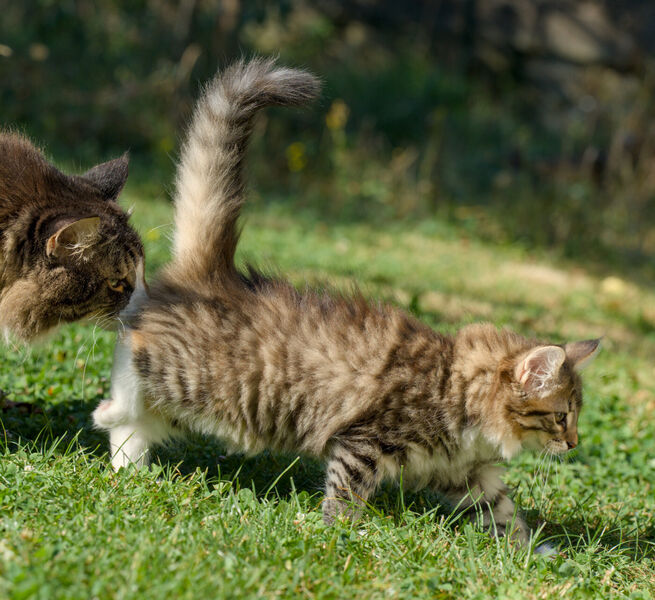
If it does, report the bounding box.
[0,133,143,340]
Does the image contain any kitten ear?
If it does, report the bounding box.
[564,338,601,371]
[515,346,566,395]
[82,153,129,201]
[46,217,101,259]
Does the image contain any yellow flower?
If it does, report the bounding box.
[325,99,349,131]
[146,228,161,242]
[286,142,307,172]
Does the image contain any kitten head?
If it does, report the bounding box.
[504,339,600,456]
[0,134,143,340]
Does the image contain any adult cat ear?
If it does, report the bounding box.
[46,217,101,259]
[82,153,129,201]
[515,346,566,395]
[564,338,601,371]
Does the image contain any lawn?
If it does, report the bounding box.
[0,183,654,599]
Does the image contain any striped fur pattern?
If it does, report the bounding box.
[93,59,600,544]
[0,133,143,341]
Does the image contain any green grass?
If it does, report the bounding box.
[1,184,654,599]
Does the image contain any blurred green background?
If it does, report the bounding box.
[3,0,655,271]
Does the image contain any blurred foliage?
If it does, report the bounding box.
[2,0,655,273]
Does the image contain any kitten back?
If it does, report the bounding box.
[171,58,321,282]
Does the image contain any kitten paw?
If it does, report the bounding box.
[93,399,127,428]
[95,399,112,412]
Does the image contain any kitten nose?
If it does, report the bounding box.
[566,432,579,450]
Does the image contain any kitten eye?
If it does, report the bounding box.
[107,279,125,293]
[555,412,567,424]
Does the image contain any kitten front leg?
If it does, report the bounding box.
[93,331,166,470]
[323,442,380,524]
[95,402,171,470]
[108,424,152,469]
[441,465,529,545]
[94,400,154,469]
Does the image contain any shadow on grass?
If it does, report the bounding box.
[151,439,326,502]
[0,396,325,502]
[524,508,655,560]
[4,397,652,558]
[1,397,455,525]
[0,397,106,457]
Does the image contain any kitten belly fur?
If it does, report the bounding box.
[381,430,502,491]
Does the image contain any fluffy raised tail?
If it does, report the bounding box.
[171,58,320,280]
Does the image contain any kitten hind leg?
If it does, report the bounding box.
[322,442,380,524]
[441,466,529,545]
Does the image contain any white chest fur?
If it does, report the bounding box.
[379,426,501,491]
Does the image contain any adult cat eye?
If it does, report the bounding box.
[107,279,125,293]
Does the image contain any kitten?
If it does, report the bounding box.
[0,132,143,341]
[93,59,599,545]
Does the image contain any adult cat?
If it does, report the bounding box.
[0,132,142,341]
[94,59,599,545]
